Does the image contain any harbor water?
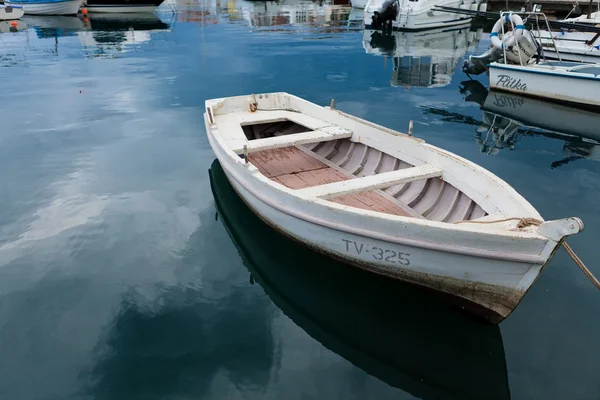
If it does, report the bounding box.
[0,2,599,399]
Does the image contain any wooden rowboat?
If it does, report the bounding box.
[204,92,584,323]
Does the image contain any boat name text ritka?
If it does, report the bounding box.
[496,75,528,91]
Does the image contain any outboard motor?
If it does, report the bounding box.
[463,46,503,76]
[371,0,399,31]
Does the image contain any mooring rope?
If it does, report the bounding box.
[563,241,600,290]
[455,217,600,290]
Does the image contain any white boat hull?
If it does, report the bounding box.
[0,5,24,20]
[489,63,600,107]
[12,0,82,15]
[363,0,475,31]
[85,5,157,12]
[224,166,543,322]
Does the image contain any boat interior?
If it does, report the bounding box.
[209,99,489,223]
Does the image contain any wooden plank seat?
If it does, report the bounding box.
[248,147,415,217]
[231,125,352,154]
[296,164,443,199]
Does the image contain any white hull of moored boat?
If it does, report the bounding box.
[204,92,583,323]
[0,5,24,20]
[363,0,478,31]
[12,0,82,15]
[489,62,600,107]
[223,166,544,321]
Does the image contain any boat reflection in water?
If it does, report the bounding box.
[209,159,510,400]
[79,13,172,57]
[458,80,600,166]
[0,19,27,32]
[363,24,482,88]
[17,14,170,57]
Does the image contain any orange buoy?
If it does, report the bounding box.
[81,7,88,14]
[10,21,18,27]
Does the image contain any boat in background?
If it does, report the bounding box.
[561,9,600,25]
[9,0,82,15]
[464,12,600,107]
[83,0,165,13]
[204,92,584,323]
[363,0,485,31]
[0,3,24,20]
[537,30,600,63]
[209,158,511,400]
[363,23,482,87]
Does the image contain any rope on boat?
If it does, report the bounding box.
[454,217,600,291]
[454,216,542,227]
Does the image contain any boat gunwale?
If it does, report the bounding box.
[205,114,553,265]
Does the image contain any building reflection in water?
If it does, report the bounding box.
[363,24,482,88]
[175,0,353,30]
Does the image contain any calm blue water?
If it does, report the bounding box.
[1,3,599,399]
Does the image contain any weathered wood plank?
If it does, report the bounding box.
[251,146,411,217]
[248,147,324,178]
[296,164,443,200]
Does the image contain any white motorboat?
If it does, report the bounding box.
[363,23,482,87]
[463,12,600,107]
[204,92,584,323]
[363,0,485,31]
[536,29,600,63]
[0,4,24,20]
